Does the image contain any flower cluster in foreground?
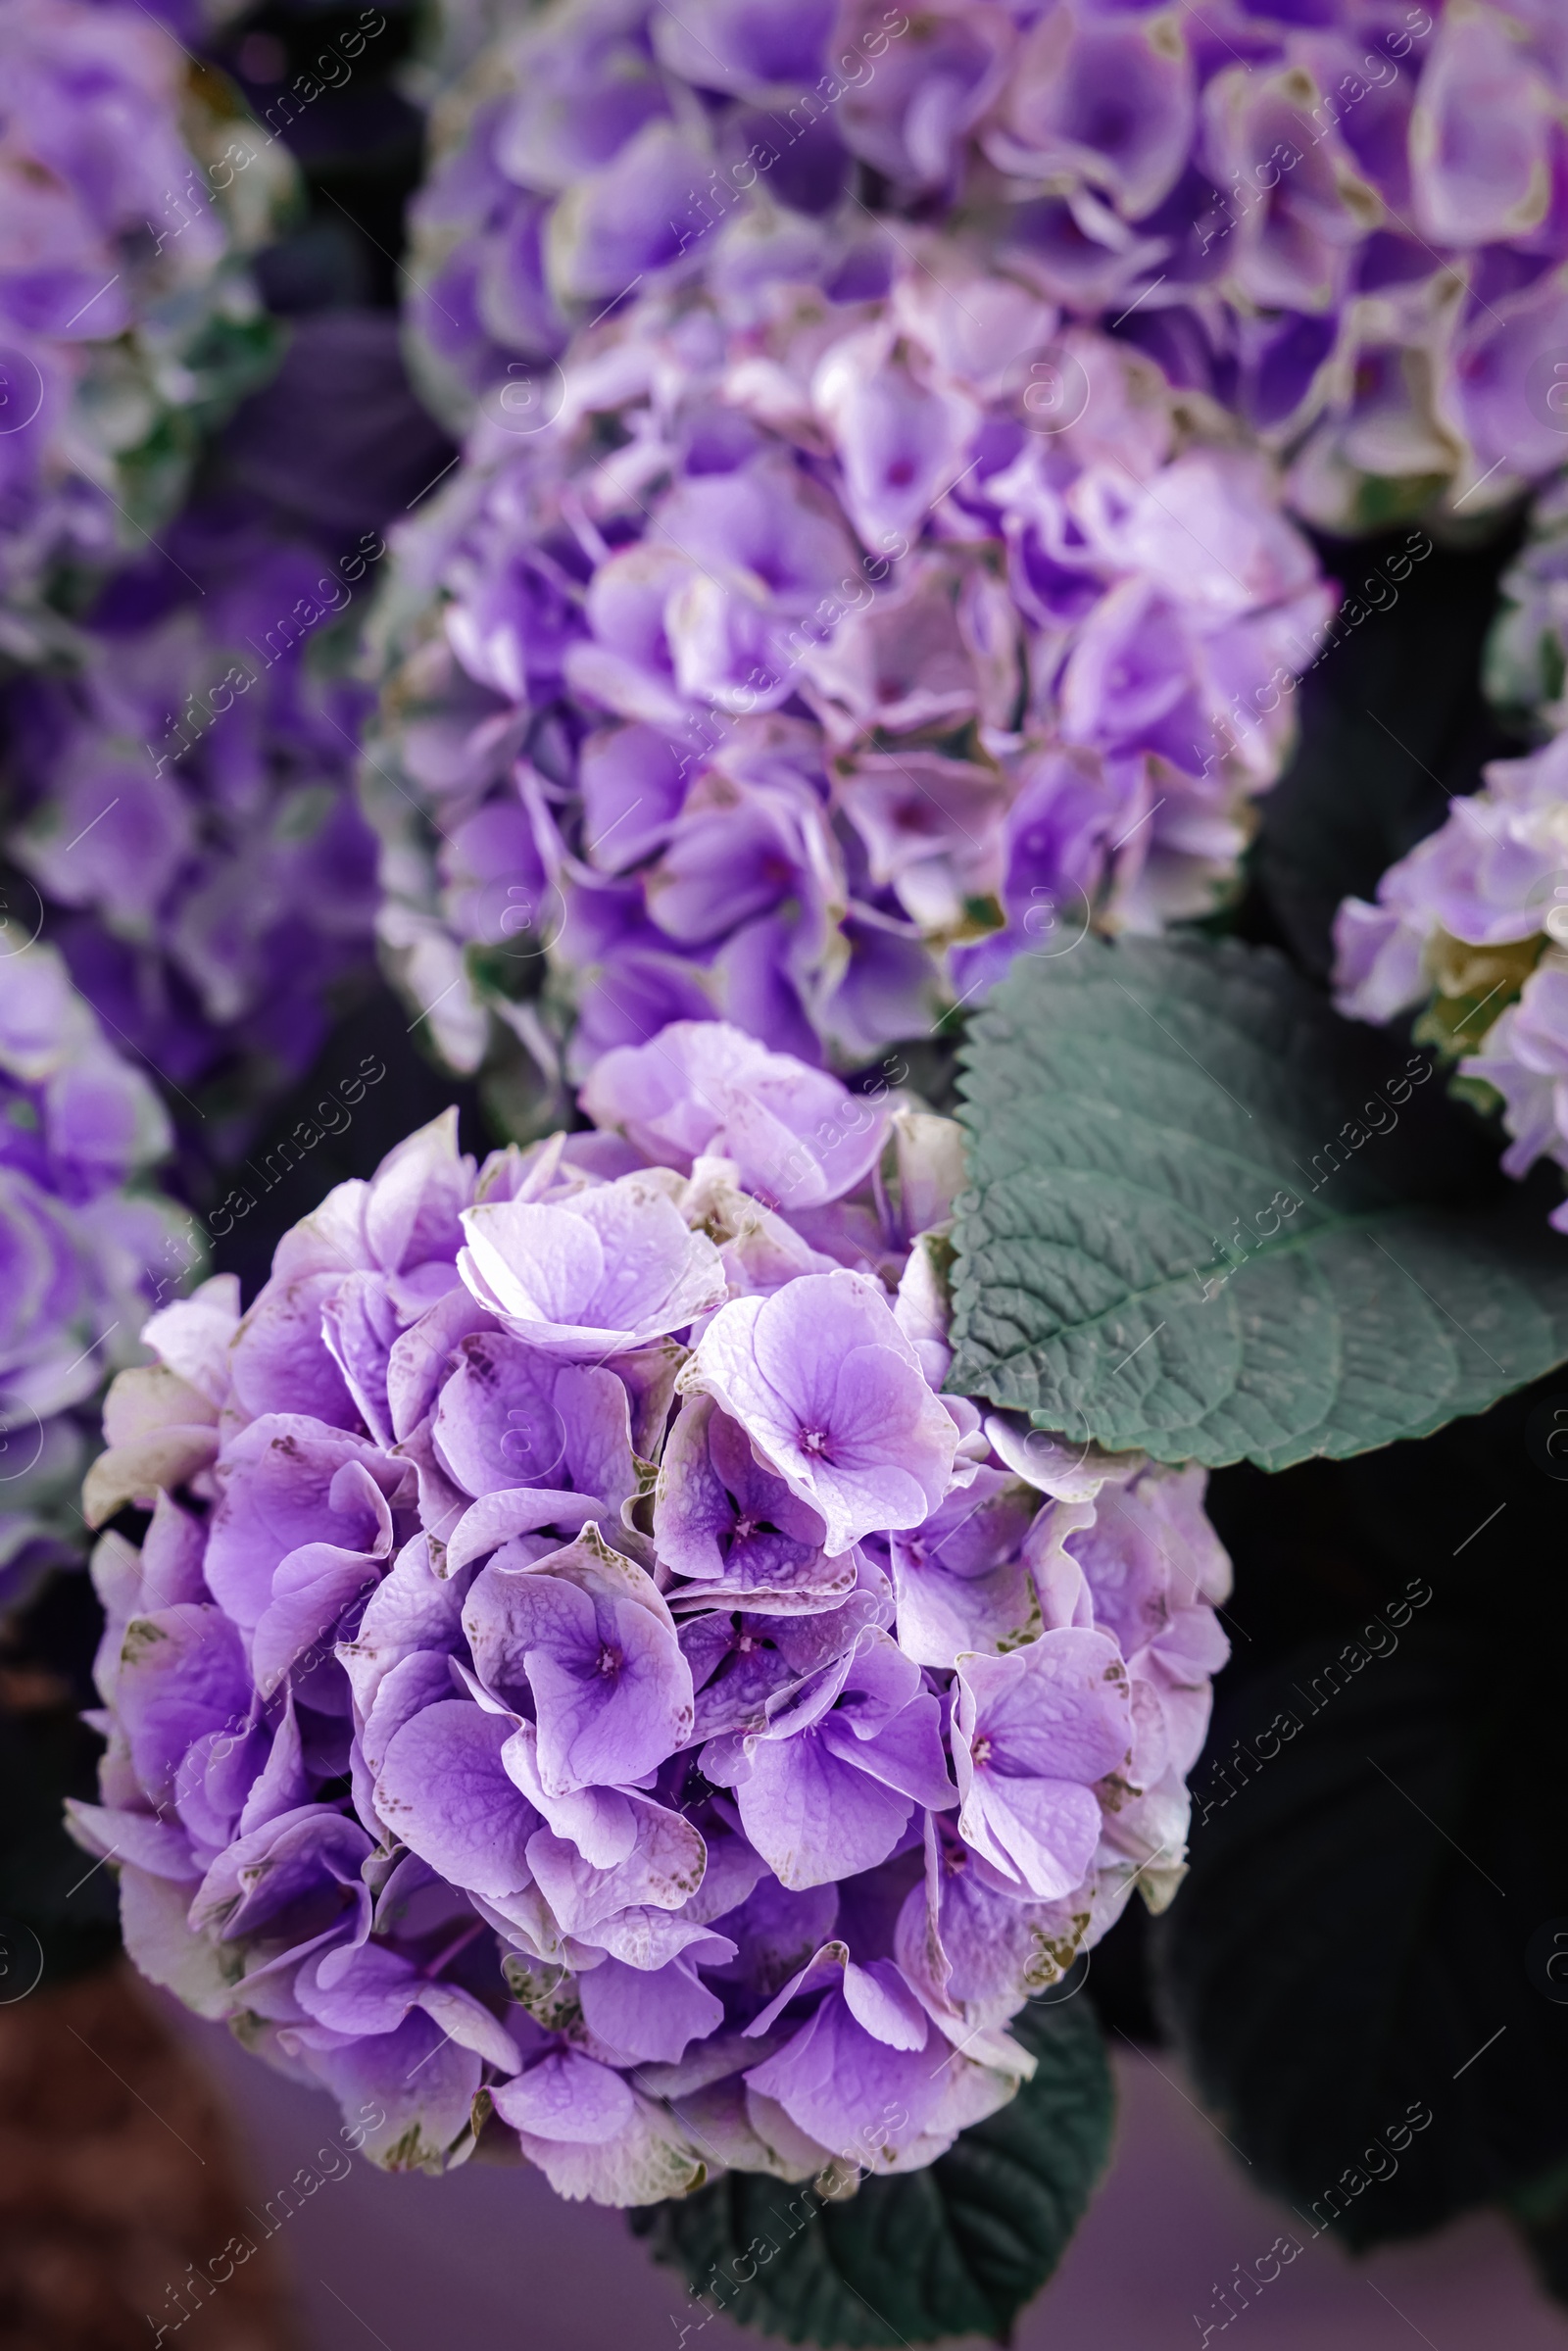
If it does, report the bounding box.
[71,1020,1229,2198]
[367,229,1331,1089]
[3,498,380,1134]
[0,0,293,661]
[1334,728,1568,1224]
[407,0,1568,532]
[0,940,183,1603]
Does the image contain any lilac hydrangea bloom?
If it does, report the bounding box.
[0,0,295,661]
[581,1019,892,1204]
[405,0,1568,533]
[1486,474,1568,734]
[0,938,187,1603]
[2,498,380,1133]
[1333,727,1568,1225]
[366,232,1331,1089]
[72,1017,1231,2202]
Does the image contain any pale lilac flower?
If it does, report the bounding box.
[740,1938,1000,2177]
[1461,966,1568,1231]
[654,1391,852,1610]
[465,1532,694,1793]
[368,233,1332,1089]
[0,0,293,654]
[458,1176,726,1354]
[704,1624,954,1888]
[404,0,1568,537]
[952,1633,1133,1902]
[0,939,179,1601]
[74,1026,1230,2204]
[1333,724,1568,1217]
[681,1270,958,1555]
[1487,476,1568,733]
[580,1020,891,1206]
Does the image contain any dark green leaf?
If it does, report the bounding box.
[948,934,1568,1468]
[630,1997,1113,2346]
[1157,1611,1568,2249]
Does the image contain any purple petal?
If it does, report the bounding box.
[375,1700,540,1900]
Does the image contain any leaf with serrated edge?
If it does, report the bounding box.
[948,937,1568,1469]
[630,1999,1112,2347]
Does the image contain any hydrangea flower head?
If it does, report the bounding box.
[366,229,1332,1092]
[72,1018,1231,2200]
[405,0,1568,533]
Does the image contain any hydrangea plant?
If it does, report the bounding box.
[28,2,1568,2336]
[69,1019,1229,2204]
[366,227,1331,1105]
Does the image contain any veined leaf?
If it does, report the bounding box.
[948,936,1568,1469]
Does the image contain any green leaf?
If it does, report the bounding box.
[948,934,1568,1469]
[630,1997,1113,2347]
[1157,1612,1568,2249]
